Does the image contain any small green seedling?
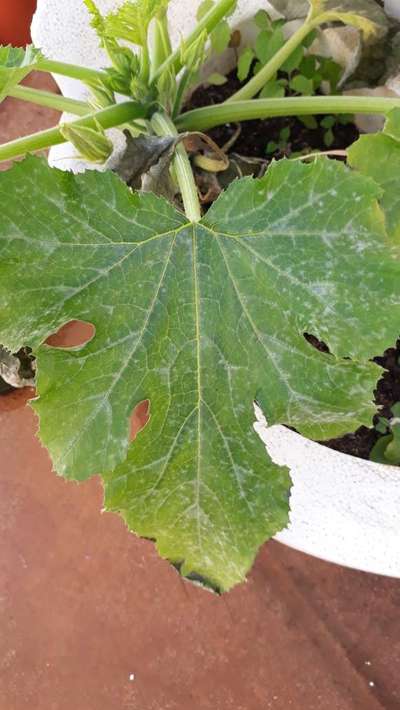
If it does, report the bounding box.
[266,125,292,155]
[370,404,400,466]
[237,9,352,156]
[237,9,345,100]
[319,113,354,147]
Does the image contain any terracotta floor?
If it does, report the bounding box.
[1,76,400,710]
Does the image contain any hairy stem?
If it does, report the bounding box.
[0,102,148,164]
[8,85,90,116]
[176,96,400,132]
[151,112,201,222]
[228,18,313,102]
[151,0,236,83]
[38,59,108,84]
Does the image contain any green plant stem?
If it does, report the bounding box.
[228,19,313,101]
[172,70,191,119]
[151,0,236,83]
[8,85,90,116]
[38,59,108,84]
[140,45,151,84]
[0,102,147,164]
[151,112,201,223]
[151,13,173,74]
[176,96,400,132]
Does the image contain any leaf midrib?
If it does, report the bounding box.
[192,224,203,550]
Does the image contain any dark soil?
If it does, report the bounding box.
[187,70,360,160]
[322,342,400,460]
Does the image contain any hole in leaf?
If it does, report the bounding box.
[304,332,330,354]
[130,400,150,441]
[46,320,95,348]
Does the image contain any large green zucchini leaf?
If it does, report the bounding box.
[0,155,399,590]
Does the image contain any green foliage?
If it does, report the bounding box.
[172,31,209,115]
[59,120,113,163]
[254,9,272,30]
[289,74,313,95]
[86,79,116,111]
[0,44,42,71]
[197,0,216,21]
[317,114,351,147]
[237,48,255,82]
[266,125,291,154]
[279,126,291,142]
[1,155,400,589]
[236,9,351,156]
[255,26,285,65]
[0,45,43,103]
[319,58,342,92]
[385,110,400,142]
[196,0,237,57]
[173,0,240,114]
[266,140,279,154]
[101,0,169,45]
[298,115,318,129]
[237,11,342,98]
[348,108,400,241]
[82,0,239,120]
[370,404,400,466]
[259,78,287,99]
[180,31,208,76]
[207,72,228,85]
[320,115,335,146]
[281,45,305,74]
[83,0,146,98]
[83,0,106,34]
[210,20,232,54]
[1,0,400,592]
[84,0,179,100]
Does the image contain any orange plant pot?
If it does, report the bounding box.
[0,0,37,47]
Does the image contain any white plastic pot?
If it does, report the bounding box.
[32,0,400,577]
